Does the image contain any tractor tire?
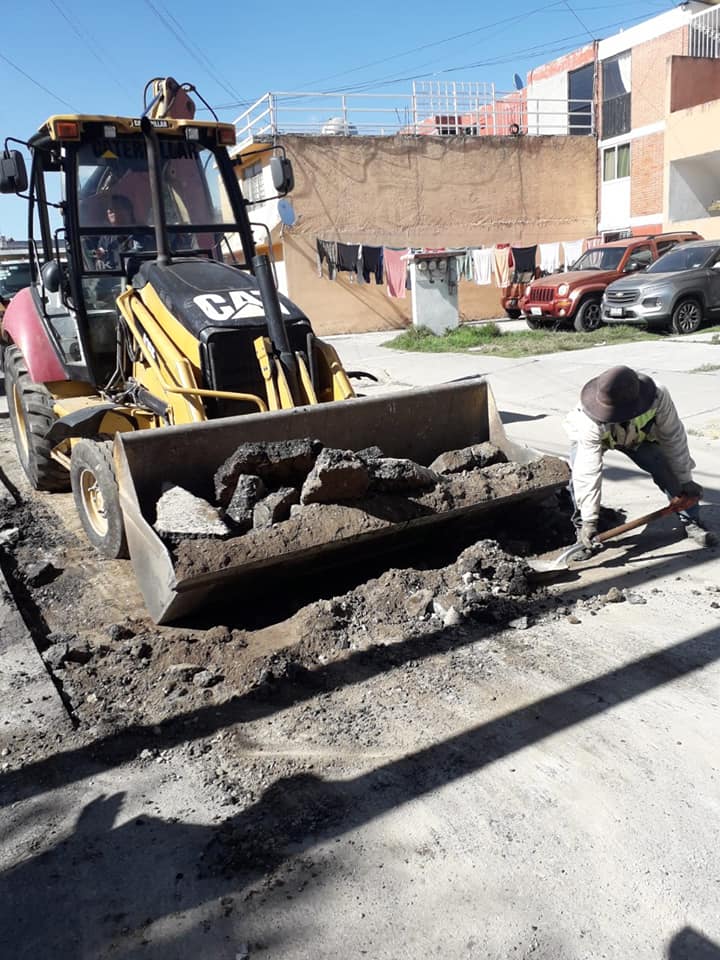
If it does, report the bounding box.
[4,345,70,491]
[505,309,522,320]
[671,298,703,335]
[70,439,128,559]
[573,297,603,333]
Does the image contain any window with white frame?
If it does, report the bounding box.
[242,161,265,203]
[603,142,630,181]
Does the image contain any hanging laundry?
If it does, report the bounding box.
[492,246,511,287]
[510,245,537,278]
[316,239,338,280]
[384,247,409,298]
[361,245,384,284]
[455,249,474,281]
[539,242,560,274]
[336,242,361,278]
[470,248,493,285]
[562,239,583,269]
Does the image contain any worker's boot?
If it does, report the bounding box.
[683,520,717,547]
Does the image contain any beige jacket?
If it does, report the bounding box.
[563,384,696,523]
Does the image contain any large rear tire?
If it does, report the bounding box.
[70,439,128,559]
[573,297,603,333]
[4,345,70,491]
[671,298,702,335]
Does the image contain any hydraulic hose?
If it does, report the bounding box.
[252,253,300,403]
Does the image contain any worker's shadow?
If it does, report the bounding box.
[668,927,720,959]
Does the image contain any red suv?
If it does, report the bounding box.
[519,232,702,332]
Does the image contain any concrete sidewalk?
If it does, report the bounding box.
[329,328,720,519]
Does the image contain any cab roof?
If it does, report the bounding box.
[33,114,236,145]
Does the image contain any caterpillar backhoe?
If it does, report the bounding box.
[0,79,567,623]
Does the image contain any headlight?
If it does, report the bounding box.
[558,283,569,296]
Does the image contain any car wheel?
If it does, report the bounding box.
[505,309,521,320]
[573,298,603,333]
[671,298,703,335]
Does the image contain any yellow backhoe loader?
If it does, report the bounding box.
[0,79,568,623]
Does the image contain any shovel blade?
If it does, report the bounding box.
[529,542,587,573]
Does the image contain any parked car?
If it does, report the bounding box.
[603,239,720,334]
[0,258,31,308]
[519,232,701,332]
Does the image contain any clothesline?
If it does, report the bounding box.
[315,237,592,299]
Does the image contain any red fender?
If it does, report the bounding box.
[2,287,68,383]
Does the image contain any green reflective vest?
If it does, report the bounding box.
[602,408,657,450]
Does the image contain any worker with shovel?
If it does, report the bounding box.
[564,365,716,550]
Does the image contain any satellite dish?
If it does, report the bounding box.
[513,73,524,91]
[278,198,296,227]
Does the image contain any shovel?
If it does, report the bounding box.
[529,494,700,574]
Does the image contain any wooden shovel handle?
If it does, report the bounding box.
[596,495,700,544]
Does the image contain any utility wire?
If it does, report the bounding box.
[47,0,135,99]
[144,0,251,105]
[561,0,596,41]
[0,50,75,109]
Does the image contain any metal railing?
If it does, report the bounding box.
[689,3,720,57]
[233,82,595,148]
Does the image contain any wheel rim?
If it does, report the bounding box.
[584,303,601,330]
[10,382,29,460]
[79,468,109,537]
[676,302,700,333]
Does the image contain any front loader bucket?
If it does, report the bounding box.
[115,379,568,624]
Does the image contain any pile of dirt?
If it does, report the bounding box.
[33,539,537,737]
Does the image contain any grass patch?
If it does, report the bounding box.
[383,322,720,358]
[383,323,665,358]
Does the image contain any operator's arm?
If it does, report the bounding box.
[564,407,605,522]
[653,385,696,484]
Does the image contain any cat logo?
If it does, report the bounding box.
[193,290,290,322]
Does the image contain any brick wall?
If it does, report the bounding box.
[631,132,664,217]
[631,26,686,129]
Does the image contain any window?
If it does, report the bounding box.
[568,63,594,135]
[603,143,630,181]
[602,51,631,138]
[626,245,652,268]
[242,161,265,203]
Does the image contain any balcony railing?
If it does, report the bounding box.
[688,3,720,57]
[233,82,595,149]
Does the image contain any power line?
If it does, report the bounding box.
[144,0,249,105]
[0,50,75,110]
[561,0,595,41]
[47,0,136,99]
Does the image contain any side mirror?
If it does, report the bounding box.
[270,156,294,196]
[41,260,62,294]
[0,149,28,194]
[624,260,643,273]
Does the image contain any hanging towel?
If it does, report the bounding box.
[539,242,560,274]
[316,239,338,280]
[454,249,474,281]
[361,245,384,284]
[562,239,583,269]
[471,248,493,285]
[492,246,511,287]
[384,247,409,298]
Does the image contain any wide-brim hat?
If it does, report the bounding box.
[580,365,657,423]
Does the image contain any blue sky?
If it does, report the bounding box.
[1,0,674,238]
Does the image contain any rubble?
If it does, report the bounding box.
[155,484,230,542]
[429,442,507,475]
[300,449,370,504]
[24,560,60,587]
[224,475,266,531]
[366,457,439,493]
[214,439,321,508]
[253,487,300,529]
